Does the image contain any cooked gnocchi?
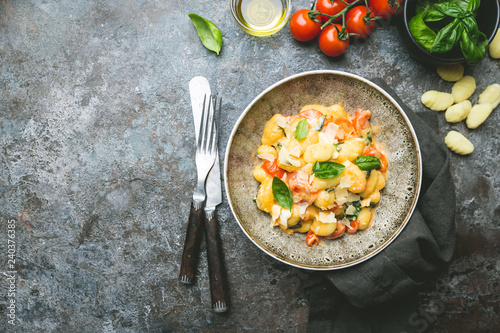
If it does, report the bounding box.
[478,84,500,109]
[445,100,472,123]
[451,76,476,103]
[466,103,494,129]
[489,28,500,59]
[421,90,455,111]
[436,64,464,82]
[253,105,388,246]
[444,131,474,155]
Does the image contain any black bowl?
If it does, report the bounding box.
[397,0,500,65]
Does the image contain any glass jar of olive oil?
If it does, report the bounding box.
[231,0,292,37]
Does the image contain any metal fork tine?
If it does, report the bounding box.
[197,94,208,152]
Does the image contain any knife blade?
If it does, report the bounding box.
[179,77,213,285]
[189,77,229,313]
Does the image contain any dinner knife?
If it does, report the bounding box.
[179,77,212,285]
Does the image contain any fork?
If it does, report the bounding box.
[179,94,219,284]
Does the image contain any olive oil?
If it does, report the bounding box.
[232,0,290,36]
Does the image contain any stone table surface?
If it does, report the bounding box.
[1,0,499,332]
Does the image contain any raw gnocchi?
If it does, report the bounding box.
[478,84,500,109]
[444,131,474,155]
[436,64,464,82]
[466,103,494,129]
[445,100,472,123]
[451,76,476,103]
[489,28,500,59]
[253,105,388,246]
[421,90,455,111]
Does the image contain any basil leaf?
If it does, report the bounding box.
[312,161,345,179]
[346,201,362,221]
[424,10,446,22]
[467,0,480,13]
[272,177,293,210]
[363,131,372,146]
[409,12,437,51]
[355,156,381,170]
[333,142,344,152]
[294,119,309,139]
[462,16,479,42]
[188,13,222,55]
[314,115,326,131]
[434,2,466,18]
[431,18,462,53]
[460,29,488,64]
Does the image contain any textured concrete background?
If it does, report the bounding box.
[0,0,498,332]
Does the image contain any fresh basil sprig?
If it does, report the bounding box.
[188,13,222,55]
[294,119,309,139]
[272,177,293,210]
[355,156,381,170]
[409,0,487,64]
[312,161,345,179]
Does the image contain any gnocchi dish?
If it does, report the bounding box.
[253,104,388,247]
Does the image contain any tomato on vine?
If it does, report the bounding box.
[315,0,347,23]
[318,24,351,57]
[289,9,322,42]
[345,5,378,38]
[368,0,402,20]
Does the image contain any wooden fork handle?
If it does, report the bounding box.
[179,200,204,284]
[205,209,229,313]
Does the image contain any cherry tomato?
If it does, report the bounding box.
[299,109,324,119]
[261,160,286,178]
[318,24,350,57]
[289,9,322,42]
[352,109,372,134]
[368,0,402,20]
[315,0,347,23]
[345,6,377,39]
[306,230,320,247]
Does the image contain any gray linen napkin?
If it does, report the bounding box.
[316,78,456,308]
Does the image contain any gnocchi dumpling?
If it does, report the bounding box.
[261,114,286,145]
[445,100,472,123]
[466,103,494,129]
[444,131,474,155]
[489,28,500,59]
[436,64,464,82]
[421,90,455,111]
[451,76,476,103]
[478,84,500,109]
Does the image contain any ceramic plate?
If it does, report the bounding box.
[224,71,422,270]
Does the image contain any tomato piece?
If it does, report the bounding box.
[324,222,346,239]
[368,0,402,20]
[299,109,324,119]
[315,0,347,23]
[289,9,322,42]
[306,230,321,247]
[318,24,350,57]
[352,109,372,134]
[363,145,388,172]
[346,220,360,235]
[345,6,377,39]
[262,160,286,178]
[333,117,355,138]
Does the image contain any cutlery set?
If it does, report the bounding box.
[179,76,228,313]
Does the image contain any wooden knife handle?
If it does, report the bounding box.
[179,200,204,284]
[205,210,229,313]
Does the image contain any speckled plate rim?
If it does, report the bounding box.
[224,70,422,271]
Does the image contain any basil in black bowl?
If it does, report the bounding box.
[398,0,500,65]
